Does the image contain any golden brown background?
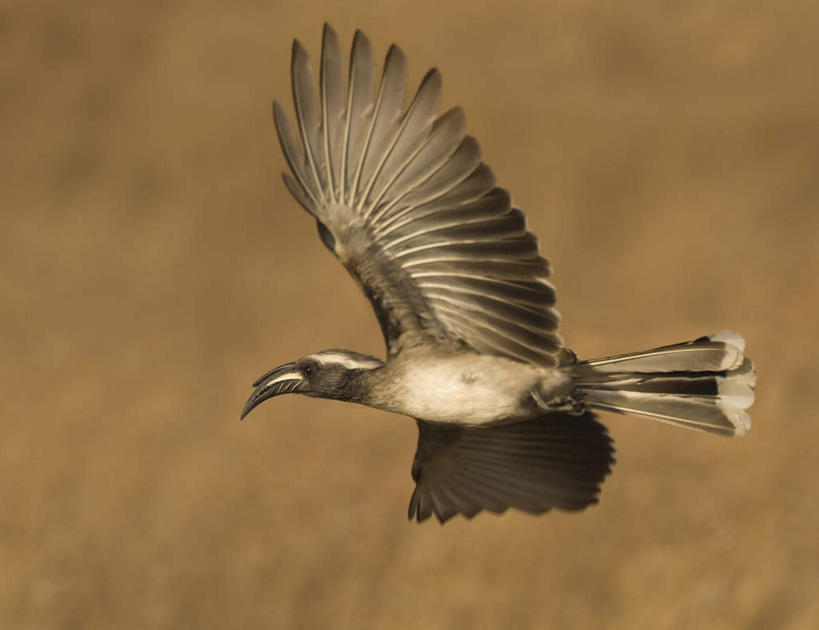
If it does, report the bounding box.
[2,1,818,628]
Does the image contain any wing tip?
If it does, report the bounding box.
[422,66,442,86]
[291,38,312,76]
[351,28,372,55]
[272,99,285,120]
[385,42,407,69]
[321,23,340,55]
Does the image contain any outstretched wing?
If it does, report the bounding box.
[408,412,615,524]
[275,24,562,364]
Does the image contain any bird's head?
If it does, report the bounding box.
[241,350,384,419]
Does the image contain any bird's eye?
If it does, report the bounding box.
[302,365,315,377]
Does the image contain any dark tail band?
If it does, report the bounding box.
[572,331,755,436]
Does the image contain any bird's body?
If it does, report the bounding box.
[362,349,572,425]
[241,25,756,524]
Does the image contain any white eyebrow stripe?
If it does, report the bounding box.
[313,352,383,370]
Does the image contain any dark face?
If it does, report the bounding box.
[241,353,379,419]
[293,356,356,399]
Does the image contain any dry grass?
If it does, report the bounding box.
[2,1,818,628]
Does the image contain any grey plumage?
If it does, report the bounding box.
[573,333,754,436]
[409,412,614,523]
[319,25,344,200]
[582,337,744,373]
[342,30,375,202]
[291,41,326,201]
[354,44,407,208]
[275,25,561,364]
[243,24,757,525]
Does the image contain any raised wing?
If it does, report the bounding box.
[275,24,562,364]
[409,412,615,523]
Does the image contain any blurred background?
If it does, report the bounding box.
[2,1,818,628]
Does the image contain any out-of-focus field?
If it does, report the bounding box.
[2,1,818,628]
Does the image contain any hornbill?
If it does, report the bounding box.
[241,25,755,524]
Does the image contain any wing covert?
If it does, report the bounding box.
[275,24,562,364]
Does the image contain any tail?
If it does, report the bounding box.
[571,331,755,436]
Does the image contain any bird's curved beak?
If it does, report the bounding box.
[241,362,304,419]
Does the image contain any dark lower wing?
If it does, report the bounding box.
[409,412,615,524]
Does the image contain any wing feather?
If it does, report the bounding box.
[320,24,344,202]
[370,107,467,222]
[353,44,406,207]
[273,102,319,212]
[343,30,375,203]
[415,275,556,308]
[408,257,551,281]
[409,412,615,523]
[282,171,317,214]
[275,25,563,363]
[375,147,489,232]
[291,40,327,204]
[363,68,442,215]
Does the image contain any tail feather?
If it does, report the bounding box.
[573,332,755,436]
[584,330,745,373]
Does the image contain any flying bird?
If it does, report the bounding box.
[242,25,756,524]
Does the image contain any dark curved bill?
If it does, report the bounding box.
[241,362,304,419]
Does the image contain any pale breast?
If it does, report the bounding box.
[380,354,568,425]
